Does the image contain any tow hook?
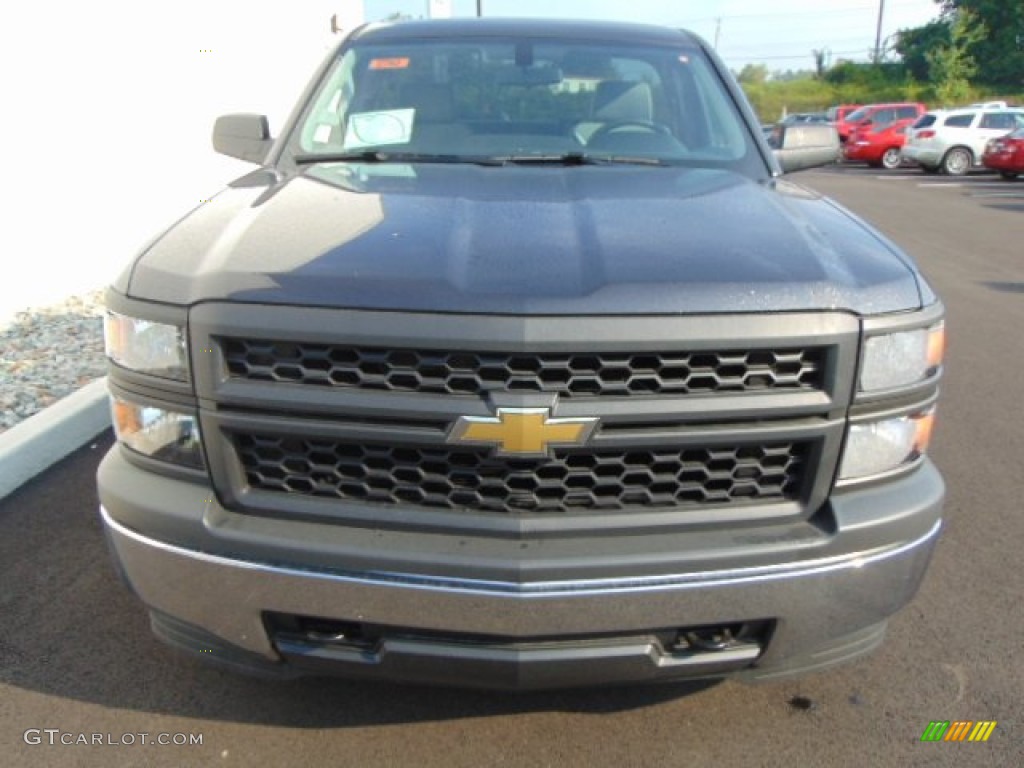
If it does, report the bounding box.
[683,627,736,651]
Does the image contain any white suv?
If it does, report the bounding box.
[902,105,1024,175]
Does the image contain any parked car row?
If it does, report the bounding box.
[765,99,1024,179]
[779,111,831,126]
[831,100,1024,179]
[767,102,925,168]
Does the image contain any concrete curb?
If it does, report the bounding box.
[0,378,110,501]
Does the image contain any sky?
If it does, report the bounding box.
[366,0,945,70]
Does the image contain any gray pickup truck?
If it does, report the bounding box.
[98,18,944,689]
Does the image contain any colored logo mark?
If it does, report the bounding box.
[920,721,997,742]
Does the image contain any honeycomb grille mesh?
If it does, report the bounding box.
[222,339,827,398]
[235,434,809,514]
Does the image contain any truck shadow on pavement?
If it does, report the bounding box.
[0,435,717,727]
[980,281,1024,294]
[979,201,1024,213]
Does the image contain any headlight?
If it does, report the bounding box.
[839,409,934,480]
[111,397,204,469]
[104,311,188,381]
[859,323,943,392]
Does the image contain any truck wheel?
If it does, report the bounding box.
[942,147,972,176]
[881,148,902,169]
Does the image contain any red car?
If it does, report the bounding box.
[838,102,926,144]
[982,127,1024,180]
[828,104,863,142]
[843,118,915,169]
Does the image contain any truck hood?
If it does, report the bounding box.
[126,163,924,315]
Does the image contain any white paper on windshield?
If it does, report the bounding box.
[313,124,333,144]
[343,109,416,149]
[357,165,417,179]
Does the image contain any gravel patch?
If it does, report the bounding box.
[1,290,107,434]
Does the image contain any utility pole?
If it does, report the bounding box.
[873,0,886,63]
[714,17,722,49]
[476,0,482,17]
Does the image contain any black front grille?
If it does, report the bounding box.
[234,433,810,515]
[222,339,827,398]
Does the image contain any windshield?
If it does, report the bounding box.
[289,35,762,173]
[844,107,870,123]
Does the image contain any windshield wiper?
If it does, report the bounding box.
[495,152,670,167]
[293,150,503,166]
[293,150,671,168]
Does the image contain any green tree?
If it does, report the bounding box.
[926,8,986,105]
[823,60,903,89]
[774,69,817,82]
[736,64,769,85]
[939,0,1024,88]
[893,20,951,82]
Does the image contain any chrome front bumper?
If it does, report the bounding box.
[99,456,942,687]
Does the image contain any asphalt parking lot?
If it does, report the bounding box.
[824,161,1024,209]
[1,167,1022,768]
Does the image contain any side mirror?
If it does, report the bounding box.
[212,114,272,164]
[773,123,840,173]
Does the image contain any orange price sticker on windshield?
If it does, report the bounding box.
[370,57,410,70]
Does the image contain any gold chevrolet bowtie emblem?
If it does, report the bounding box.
[448,408,599,457]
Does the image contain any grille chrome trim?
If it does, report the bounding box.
[101,505,942,597]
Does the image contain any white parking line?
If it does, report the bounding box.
[916,182,1016,189]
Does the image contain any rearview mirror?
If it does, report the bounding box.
[495,65,564,87]
[772,123,840,173]
[212,113,272,164]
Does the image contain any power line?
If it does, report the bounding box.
[719,49,867,62]
[725,36,876,51]
[674,0,934,26]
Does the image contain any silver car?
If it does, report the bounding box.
[902,105,1024,175]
